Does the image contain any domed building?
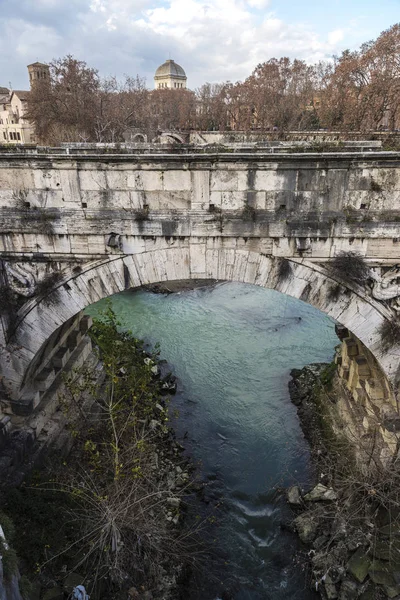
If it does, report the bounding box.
[154,59,187,90]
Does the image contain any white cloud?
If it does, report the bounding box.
[246,0,270,9]
[0,0,363,90]
[328,29,345,45]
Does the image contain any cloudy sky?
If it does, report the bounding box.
[0,0,399,90]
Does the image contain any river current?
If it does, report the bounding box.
[86,282,338,600]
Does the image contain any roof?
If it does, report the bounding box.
[27,62,48,68]
[10,90,30,101]
[155,59,186,80]
[0,86,9,95]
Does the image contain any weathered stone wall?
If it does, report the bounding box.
[0,150,400,441]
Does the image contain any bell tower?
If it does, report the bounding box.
[27,62,50,88]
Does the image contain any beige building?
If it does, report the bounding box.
[0,90,36,144]
[0,62,49,145]
[154,59,187,89]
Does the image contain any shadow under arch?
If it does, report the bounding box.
[2,247,399,401]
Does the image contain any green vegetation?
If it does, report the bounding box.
[1,304,198,599]
[0,511,18,580]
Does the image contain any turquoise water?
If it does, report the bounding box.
[86,282,338,599]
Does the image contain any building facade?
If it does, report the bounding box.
[0,62,49,145]
[154,59,187,89]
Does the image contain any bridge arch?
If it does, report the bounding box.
[160,132,185,144]
[131,133,147,143]
[2,244,399,403]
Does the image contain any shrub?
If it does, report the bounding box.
[35,271,63,298]
[0,511,15,543]
[19,575,32,599]
[378,319,400,352]
[0,543,18,580]
[329,251,370,285]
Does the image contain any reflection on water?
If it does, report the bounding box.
[86,282,338,599]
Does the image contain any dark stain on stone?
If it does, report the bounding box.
[162,221,178,236]
[300,283,312,301]
[247,169,256,190]
[247,190,256,207]
[123,263,131,289]
[277,257,292,280]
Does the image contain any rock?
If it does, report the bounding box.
[287,486,302,505]
[42,588,63,600]
[384,583,400,598]
[313,535,329,550]
[63,573,85,593]
[359,582,379,600]
[324,574,338,599]
[372,539,398,561]
[347,547,371,583]
[293,512,319,544]
[304,483,338,502]
[329,566,347,585]
[167,497,181,508]
[339,579,359,600]
[369,559,396,587]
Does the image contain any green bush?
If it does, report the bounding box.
[19,575,32,599]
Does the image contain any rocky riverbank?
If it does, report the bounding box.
[0,308,202,600]
[288,364,400,600]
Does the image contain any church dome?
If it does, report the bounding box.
[155,59,186,80]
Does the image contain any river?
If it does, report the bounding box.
[86,282,338,600]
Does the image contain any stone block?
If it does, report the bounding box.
[67,331,82,349]
[34,368,55,392]
[11,391,41,415]
[52,347,69,369]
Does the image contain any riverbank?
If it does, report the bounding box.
[0,306,200,600]
[289,364,400,600]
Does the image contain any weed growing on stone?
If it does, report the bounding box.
[329,251,370,285]
[35,271,63,298]
[378,319,400,352]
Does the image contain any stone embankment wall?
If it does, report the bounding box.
[334,327,400,466]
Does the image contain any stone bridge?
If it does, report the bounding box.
[1,149,400,460]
